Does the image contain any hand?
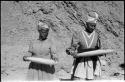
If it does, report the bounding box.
[71,51,77,57]
[66,48,76,55]
[52,54,58,62]
[68,48,77,56]
[23,56,29,61]
[66,48,71,55]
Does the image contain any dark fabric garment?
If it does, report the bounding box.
[26,62,55,81]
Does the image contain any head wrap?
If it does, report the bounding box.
[87,12,98,23]
[38,21,49,31]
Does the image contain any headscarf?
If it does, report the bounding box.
[86,12,98,23]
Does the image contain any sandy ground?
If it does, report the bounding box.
[1,44,124,81]
[1,67,124,81]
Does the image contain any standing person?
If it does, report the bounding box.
[23,20,58,81]
[67,12,102,80]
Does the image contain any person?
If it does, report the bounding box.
[66,11,102,80]
[23,20,58,81]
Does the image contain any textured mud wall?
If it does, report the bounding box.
[1,1,124,80]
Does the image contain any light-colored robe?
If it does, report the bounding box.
[70,30,101,79]
[26,39,57,81]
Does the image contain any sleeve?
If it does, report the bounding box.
[95,35,101,49]
[95,35,105,57]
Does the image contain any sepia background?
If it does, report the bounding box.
[1,1,124,80]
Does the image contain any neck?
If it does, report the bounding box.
[85,29,93,34]
[38,37,47,41]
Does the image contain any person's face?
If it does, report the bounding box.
[38,22,49,40]
[86,22,96,33]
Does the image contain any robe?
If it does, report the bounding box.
[26,39,57,81]
[70,30,101,79]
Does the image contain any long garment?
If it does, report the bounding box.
[26,39,57,81]
[70,30,101,79]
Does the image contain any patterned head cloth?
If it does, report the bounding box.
[38,21,49,28]
[87,12,98,23]
[37,20,50,31]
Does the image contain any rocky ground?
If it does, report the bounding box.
[1,1,124,81]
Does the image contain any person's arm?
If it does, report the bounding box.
[95,35,107,65]
[95,35,106,57]
[23,41,33,61]
[95,36,101,50]
[66,33,79,57]
[50,46,58,62]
